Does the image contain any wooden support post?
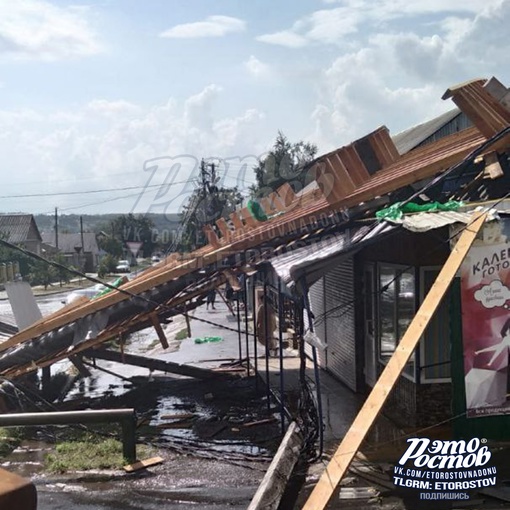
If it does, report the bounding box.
[230,211,244,231]
[41,366,51,397]
[276,182,295,207]
[184,304,191,338]
[216,218,231,239]
[268,192,285,212]
[302,212,487,510]
[483,152,504,179]
[69,356,91,378]
[240,207,259,228]
[260,197,273,215]
[88,349,225,380]
[247,421,303,510]
[149,314,169,349]
[203,225,220,248]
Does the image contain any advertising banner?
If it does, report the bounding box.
[460,218,510,418]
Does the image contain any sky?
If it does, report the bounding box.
[0,0,509,217]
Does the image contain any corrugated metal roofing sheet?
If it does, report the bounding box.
[392,109,462,155]
[271,221,395,288]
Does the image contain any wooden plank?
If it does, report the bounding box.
[260,197,273,214]
[149,313,169,349]
[0,468,37,510]
[268,192,285,212]
[276,182,295,207]
[203,225,221,248]
[184,304,191,338]
[484,151,504,179]
[230,211,244,230]
[240,207,259,228]
[123,456,164,473]
[224,269,241,291]
[216,217,231,238]
[88,349,224,380]
[302,211,487,510]
[247,421,303,510]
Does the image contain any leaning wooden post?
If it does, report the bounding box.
[302,211,487,510]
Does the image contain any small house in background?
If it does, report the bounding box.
[41,232,100,273]
[0,214,42,255]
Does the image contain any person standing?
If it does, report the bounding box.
[206,289,217,310]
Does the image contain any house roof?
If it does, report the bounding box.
[2,76,510,379]
[0,214,42,244]
[41,232,99,255]
[392,109,463,155]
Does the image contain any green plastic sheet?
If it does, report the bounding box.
[247,199,268,222]
[375,201,463,221]
[194,336,223,344]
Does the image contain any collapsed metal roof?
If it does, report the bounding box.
[2,76,510,379]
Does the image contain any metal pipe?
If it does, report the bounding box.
[236,293,242,364]
[244,276,250,377]
[252,276,258,391]
[0,409,137,463]
[263,271,270,412]
[278,279,285,435]
[302,280,324,459]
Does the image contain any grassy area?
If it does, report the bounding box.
[45,437,155,472]
[175,328,189,341]
[0,427,22,458]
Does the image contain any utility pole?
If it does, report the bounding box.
[80,216,85,273]
[54,207,59,251]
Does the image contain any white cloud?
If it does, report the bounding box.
[0,85,266,214]
[160,15,245,39]
[0,0,101,60]
[307,0,510,150]
[87,99,141,117]
[244,56,271,78]
[258,0,503,48]
[256,31,308,48]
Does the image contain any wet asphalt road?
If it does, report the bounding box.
[2,291,276,510]
[37,486,258,510]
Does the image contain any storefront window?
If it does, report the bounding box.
[378,264,416,378]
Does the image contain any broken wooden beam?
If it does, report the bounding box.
[69,355,92,378]
[302,211,487,510]
[123,456,164,473]
[247,421,303,510]
[149,313,169,349]
[0,468,37,510]
[87,349,224,380]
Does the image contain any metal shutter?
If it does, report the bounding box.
[307,276,327,367]
[324,258,357,390]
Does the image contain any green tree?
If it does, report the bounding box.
[97,234,123,258]
[97,254,118,278]
[110,214,156,257]
[28,259,57,289]
[252,131,317,197]
[54,253,73,284]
